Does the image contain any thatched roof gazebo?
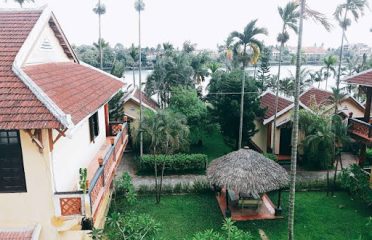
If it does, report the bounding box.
[207,148,289,220]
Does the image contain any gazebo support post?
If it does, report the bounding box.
[275,189,282,216]
[225,188,231,218]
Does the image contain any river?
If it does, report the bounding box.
[123,65,342,97]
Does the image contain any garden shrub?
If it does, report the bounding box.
[190,218,253,240]
[340,164,372,205]
[264,153,278,162]
[115,172,137,205]
[139,154,208,173]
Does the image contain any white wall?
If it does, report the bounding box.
[251,119,267,152]
[0,130,58,239]
[52,107,107,192]
[24,23,70,66]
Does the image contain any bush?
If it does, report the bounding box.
[264,153,278,162]
[340,164,372,205]
[139,154,208,173]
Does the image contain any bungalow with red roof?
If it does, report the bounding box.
[251,88,364,160]
[123,86,159,124]
[0,7,128,239]
[344,69,372,166]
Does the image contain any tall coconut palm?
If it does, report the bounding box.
[135,0,145,156]
[272,1,300,154]
[287,2,305,238]
[334,0,369,112]
[288,1,331,239]
[321,55,337,90]
[93,0,106,70]
[228,20,268,149]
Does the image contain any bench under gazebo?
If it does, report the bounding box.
[207,148,289,221]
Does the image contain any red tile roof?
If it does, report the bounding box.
[260,92,293,120]
[345,69,372,87]
[23,63,124,124]
[133,89,159,110]
[0,229,33,240]
[299,87,333,108]
[0,10,62,129]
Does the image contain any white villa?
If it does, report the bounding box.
[0,7,128,239]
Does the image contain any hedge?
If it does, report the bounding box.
[140,154,208,172]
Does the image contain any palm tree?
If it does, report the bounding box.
[309,70,322,88]
[321,55,337,90]
[129,44,139,88]
[141,110,189,203]
[273,1,300,153]
[334,0,369,112]
[288,1,331,239]
[228,20,268,149]
[135,0,145,156]
[287,2,305,238]
[208,62,221,74]
[191,52,210,85]
[93,0,106,70]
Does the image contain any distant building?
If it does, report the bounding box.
[343,43,372,57]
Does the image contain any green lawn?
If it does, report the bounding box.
[111,192,372,240]
[190,129,233,162]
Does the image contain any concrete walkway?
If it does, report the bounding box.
[117,152,359,188]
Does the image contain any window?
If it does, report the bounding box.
[89,112,100,142]
[0,130,27,193]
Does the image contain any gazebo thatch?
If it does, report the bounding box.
[207,149,289,196]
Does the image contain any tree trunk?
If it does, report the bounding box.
[138,9,144,157]
[154,160,159,203]
[238,63,246,150]
[132,67,136,88]
[335,9,348,114]
[273,41,285,154]
[158,162,166,203]
[98,0,103,70]
[288,1,305,239]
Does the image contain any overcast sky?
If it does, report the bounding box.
[1,0,372,50]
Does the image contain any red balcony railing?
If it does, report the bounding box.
[88,122,128,220]
[348,118,372,140]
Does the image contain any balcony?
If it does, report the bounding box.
[53,122,128,228]
[348,118,372,142]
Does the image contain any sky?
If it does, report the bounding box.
[1,0,372,50]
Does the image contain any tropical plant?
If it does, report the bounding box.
[128,44,139,87]
[207,70,264,149]
[108,90,125,121]
[287,0,332,238]
[308,70,323,88]
[273,1,300,153]
[115,172,137,205]
[145,53,194,108]
[105,212,160,240]
[257,47,272,91]
[190,218,253,240]
[89,227,104,240]
[183,40,197,53]
[93,0,106,70]
[321,55,338,90]
[334,0,369,112]
[191,52,210,84]
[169,87,208,144]
[139,109,189,203]
[134,0,145,157]
[299,110,335,170]
[208,62,222,74]
[228,19,268,149]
